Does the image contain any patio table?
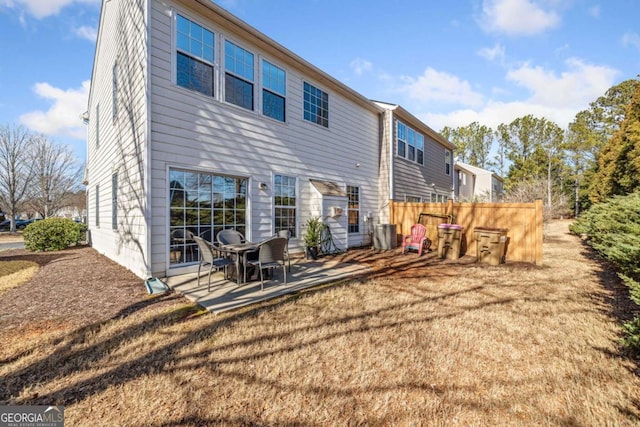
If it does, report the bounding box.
[219,242,259,284]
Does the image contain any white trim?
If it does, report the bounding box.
[144,0,152,277]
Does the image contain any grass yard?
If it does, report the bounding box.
[1,220,639,426]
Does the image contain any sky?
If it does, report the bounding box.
[0,0,638,163]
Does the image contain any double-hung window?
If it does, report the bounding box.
[347,186,359,233]
[303,82,328,127]
[445,150,452,175]
[274,175,296,237]
[262,60,286,121]
[176,14,214,97]
[396,120,424,165]
[225,40,254,110]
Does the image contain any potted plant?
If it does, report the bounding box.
[303,216,323,259]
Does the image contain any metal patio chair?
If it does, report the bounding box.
[244,237,288,291]
[193,236,234,291]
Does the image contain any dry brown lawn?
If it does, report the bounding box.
[1,220,639,426]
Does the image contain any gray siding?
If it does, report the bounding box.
[391,116,454,202]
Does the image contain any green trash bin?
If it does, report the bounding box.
[437,224,464,260]
[474,227,508,265]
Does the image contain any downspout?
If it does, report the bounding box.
[143,0,153,278]
[388,111,394,204]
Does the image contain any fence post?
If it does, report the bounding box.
[535,199,543,265]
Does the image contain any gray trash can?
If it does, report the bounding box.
[373,224,397,250]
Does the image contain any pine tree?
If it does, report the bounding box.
[589,79,640,202]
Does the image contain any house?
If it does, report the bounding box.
[454,161,504,202]
[375,102,455,223]
[85,0,454,279]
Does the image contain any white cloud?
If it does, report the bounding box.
[75,24,97,41]
[350,58,373,76]
[622,32,640,51]
[479,0,560,36]
[407,58,618,132]
[477,43,505,62]
[398,68,484,107]
[506,58,618,109]
[20,80,90,139]
[0,0,99,19]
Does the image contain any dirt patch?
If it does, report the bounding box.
[0,245,179,341]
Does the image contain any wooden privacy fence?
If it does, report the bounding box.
[389,199,543,265]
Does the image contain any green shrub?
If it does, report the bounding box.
[570,191,640,277]
[621,317,640,356]
[571,191,640,356]
[23,218,87,251]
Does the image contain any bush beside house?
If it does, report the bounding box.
[23,218,87,251]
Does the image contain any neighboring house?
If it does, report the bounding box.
[85,0,454,279]
[454,161,504,202]
[375,101,455,223]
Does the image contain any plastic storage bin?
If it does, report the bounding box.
[437,224,464,260]
[474,227,508,265]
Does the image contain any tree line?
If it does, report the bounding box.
[440,77,640,217]
[0,124,85,233]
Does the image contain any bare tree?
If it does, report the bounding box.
[0,124,35,232]
[29,135,82,218]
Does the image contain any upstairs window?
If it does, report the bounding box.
[396,121,424,165]
[445,150,452,175]
[303,82,328,127]
[176,14,214,97]
[262,60,286,121]
[225,40,254,110]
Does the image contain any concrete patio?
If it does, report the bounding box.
[164,254,373,314]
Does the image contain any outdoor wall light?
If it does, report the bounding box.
[258,182,268,190]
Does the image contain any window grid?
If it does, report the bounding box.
[303,82,328,127]
[176,14,214,97]
[347,185,359,233]
[274,175,297,237]
[396,121,424,165]
[262,60,286,121]
[169,169,247,266]
[225,40,254,110]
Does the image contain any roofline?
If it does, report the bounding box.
[373,101,455,150]
[455,161,504,182]
[190,0,383,115]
